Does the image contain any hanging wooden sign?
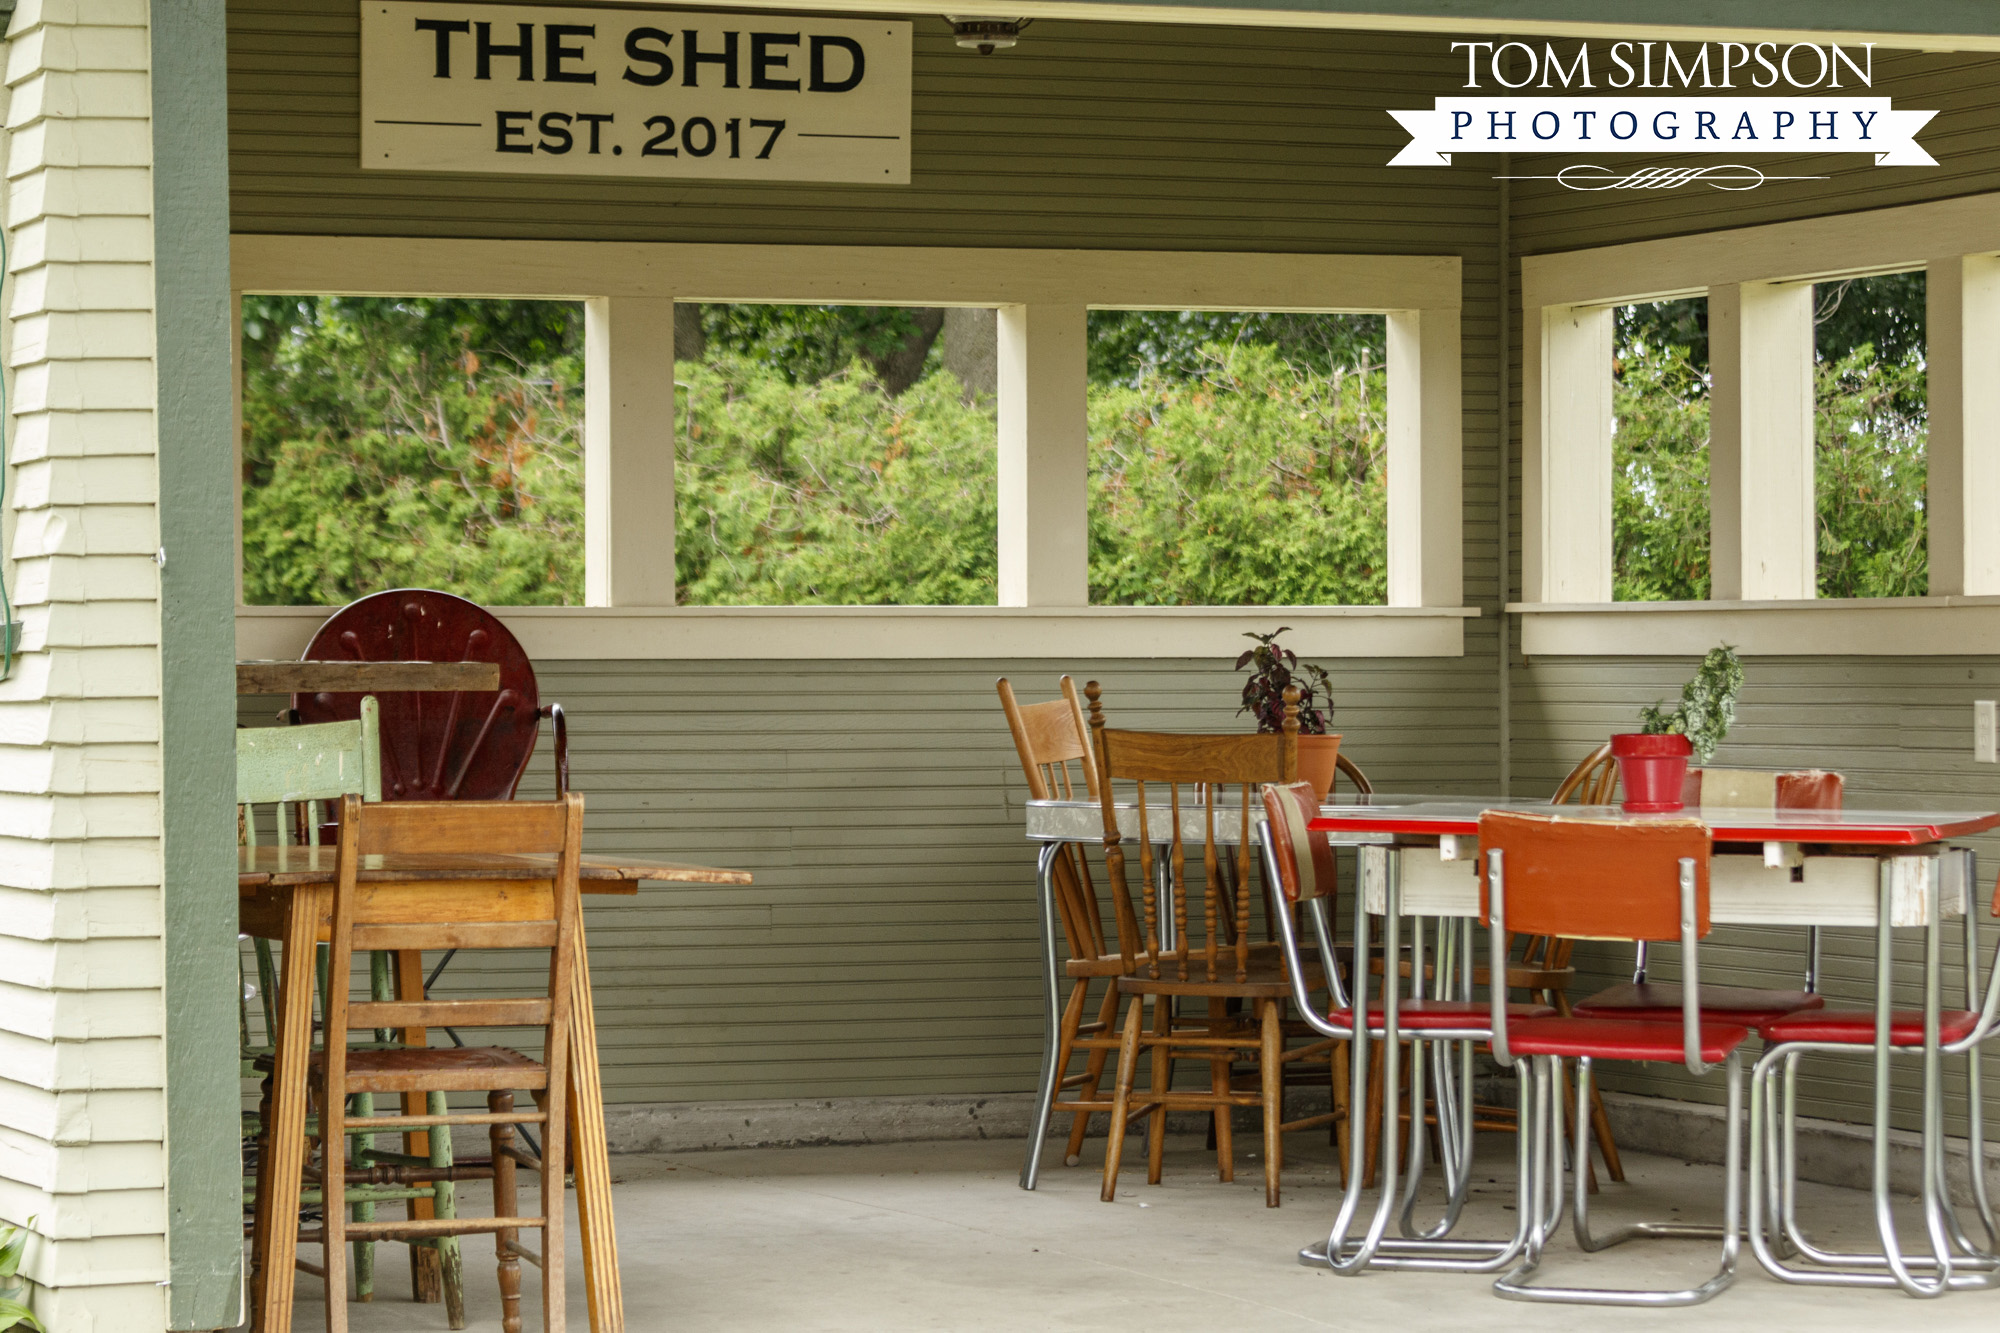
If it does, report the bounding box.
[360,3,912,184]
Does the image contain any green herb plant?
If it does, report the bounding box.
[1235,628,1334,734]
[1639,644,1745,763]
[0,1217,43,1333]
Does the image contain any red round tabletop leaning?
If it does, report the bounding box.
[294,588,542,800]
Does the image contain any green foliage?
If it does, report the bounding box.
[699,304,942,389]
[0,1217,43,1333]
[1815,344,1928,598]
[1235,627,1333,734]
[1088,310,1385,386]
[1640,644,1744,762]
[1088,341,1387,606]
[1613,337,1712,602]
[673,355,998,604]
[240,297,584,606]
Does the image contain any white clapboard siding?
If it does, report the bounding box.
[0,0,169,1324]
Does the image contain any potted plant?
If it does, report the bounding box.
[1612,645,1744,812]
[1236,628,1343,802]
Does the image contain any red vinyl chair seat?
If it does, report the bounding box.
[1330,999,1556,1031]
[1573,982,1825,1032]
[1760,1008,1981,1047]
[1504,1016,1751,1063]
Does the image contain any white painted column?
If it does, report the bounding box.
[1386,307,1462,607]
[1525,303,1613,603]
[584,297,677,607]
[1926,254,2000,596]
[1709,281,1816,601]
[996,303,1087,607]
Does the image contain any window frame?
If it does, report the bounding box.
[231,236,1470,659]
[1517,192,2000,656]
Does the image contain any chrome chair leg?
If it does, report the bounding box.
[1496,1052,1742,1306]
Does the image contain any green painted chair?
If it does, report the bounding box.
[238,699,468,1322]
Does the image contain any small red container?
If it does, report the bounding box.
[1610,733,1694,812]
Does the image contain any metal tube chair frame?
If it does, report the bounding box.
[1747,848,2000,1295]
[1480,811,1750,1307]
[1258,784,1558,1276]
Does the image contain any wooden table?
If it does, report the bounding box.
[236,659,502,695]
[240,846,752,1332]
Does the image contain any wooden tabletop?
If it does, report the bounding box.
[236,659,503,695]
[237,845,753,888]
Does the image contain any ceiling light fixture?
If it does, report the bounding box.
[947,16,1027,54]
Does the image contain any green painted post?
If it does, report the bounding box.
[152,0,246,1325]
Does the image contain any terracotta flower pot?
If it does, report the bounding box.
[1295,733,1344,805]
[1610,733,1693,812]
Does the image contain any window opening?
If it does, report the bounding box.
[1613,298,1710,602]
[1811,271,1927,598]
[1085,311,1387,607]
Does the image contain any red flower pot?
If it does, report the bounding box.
[1610,733,1694,813]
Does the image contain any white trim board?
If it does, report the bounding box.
[1513,598,2000,656]
[236,604,1475,662]
[232,237,1462,313]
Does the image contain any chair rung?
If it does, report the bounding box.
[351,921,558,950]
[500,1239,543,1269]
[343,1216,546,1240]
[345,1111,549,1130]
[349,998,551,1029]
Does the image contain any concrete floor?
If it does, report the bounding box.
[280,1133,2000,1331]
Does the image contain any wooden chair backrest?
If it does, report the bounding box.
[1553,741,1616,805]
[997,676,1099,801]
[238,696,382,847]
[1261,780,1337,904]
[997,676,1106,962]
[325,792,585,1044]
[1086,680,1297,983]
[1335,752,1373,796]
[1479,810,1710,942]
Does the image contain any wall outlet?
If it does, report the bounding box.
[1977,700,1998,764]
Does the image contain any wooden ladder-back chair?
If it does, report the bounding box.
[298,792,586,1333]
[1088,682,1337,1206]
[997,676,1129,1170]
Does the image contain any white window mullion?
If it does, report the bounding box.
[1527,303,1613,604]
[1386,307,1462,609]
[1926,253,2000,597]
[996,303,1087,608]
[1708,281,1815,601]
[583,296,677,607]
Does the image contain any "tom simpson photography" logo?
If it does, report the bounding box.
[1389,41,1938,189]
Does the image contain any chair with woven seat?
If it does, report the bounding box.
[996,675,1126,1172]
[1090,682,1338,1206]
[1480,809,1752,1306]
[280,792,587,1333]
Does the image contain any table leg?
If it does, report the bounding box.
[252,883,327,1333]
[567,923,625,1333]
[1020,841,1064,1191]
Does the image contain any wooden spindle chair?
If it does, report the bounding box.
[1089,682,1337,1207]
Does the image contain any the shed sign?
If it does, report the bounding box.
[360,3,912,184]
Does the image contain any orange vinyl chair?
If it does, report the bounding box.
[1479,810,1752,1306]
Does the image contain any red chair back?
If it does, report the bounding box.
[1260,780,1337,904]
[1478,810,1711,942]
[294,589,542,800]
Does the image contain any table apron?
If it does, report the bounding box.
[1361,845,1967,927]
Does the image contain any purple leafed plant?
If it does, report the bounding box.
[1235,627,1334,735]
